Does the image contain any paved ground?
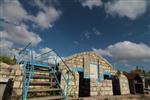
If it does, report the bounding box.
[73,94,150,100]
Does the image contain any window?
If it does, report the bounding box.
[104,74,110,79]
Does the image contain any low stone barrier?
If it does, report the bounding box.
[0,62,23,99]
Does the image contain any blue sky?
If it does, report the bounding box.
[0,0,150,71]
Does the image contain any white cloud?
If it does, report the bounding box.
[92,48,112,56]
[40,47,52,53]
[93,41,150,60]
[83,28,101,39]
[105,0,148,20]
[0,0,28,23]
[0,0,42,46]
[0,39,13,49]
[0,0,61,29]
[30,0,62,29]
[1,24,42,46]
[80,0,103,10]
[38,47,63,64]
[0,39,13,55]
[33,7,61,29]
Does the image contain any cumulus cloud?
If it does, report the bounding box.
[0,0,62,49]
[0,39,14,56]
[33,7,61,29]
[40,47,52,53]
[30,0,62,29]
[0,0,61,29]
[1,24,42,46]
[92,48,112,57]
[0,0,61,57]
[0,0,28,23]
[93,41,150,60]
[80,0,103,10]
[105,0,148,20]
[0,39,13,49]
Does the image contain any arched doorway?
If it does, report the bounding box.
[134,75,144,94]
[125,73,144,94]
[112,76,121,95]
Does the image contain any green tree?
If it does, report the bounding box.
[0,55,16,65]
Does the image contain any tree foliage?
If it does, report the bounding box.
[0,55,16,65]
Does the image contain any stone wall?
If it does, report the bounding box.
[60,71,79,98]
[59,51,116,97]
[119,74,130,95]
[90,79,113,96]
[0,62,23,99]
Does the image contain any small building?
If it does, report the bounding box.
[59,51,117,97]
[145,77,150,88]
[112,73,130,95]
[124,73,144,94]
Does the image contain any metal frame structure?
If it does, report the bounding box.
[17,43,75,100]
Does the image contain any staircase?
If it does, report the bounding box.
[17,43,75,100]
[23,62,65,100]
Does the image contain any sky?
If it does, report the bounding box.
[0,0,150,71]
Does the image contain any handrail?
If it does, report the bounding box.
[35,49,53,59]
[18,43,31,55]
[53,49,74,77]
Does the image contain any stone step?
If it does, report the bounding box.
[27,96,65,100]
[26,70,55,75]
[29,75,53,79]
[28,88,61,93]
[29,82,55,86]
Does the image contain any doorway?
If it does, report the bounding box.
[134,75,144,94]
[112,76,121,95]
[78,72,90,97]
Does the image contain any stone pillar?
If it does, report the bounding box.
[60,71,79,98]
[119,74,130,95]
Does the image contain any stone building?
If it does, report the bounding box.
[0,51,131,99]
[112,73,130,95]
[124,73,144,94]
[59,51,117,97]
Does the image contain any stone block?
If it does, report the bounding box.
[16,89,22,95]
[16,70,22,76]
[18,76,22,81]
[10,70,16,75]
[13,81,20,88]
[2,75,7,78]
[90,92,97,96]
[9,75,15,79]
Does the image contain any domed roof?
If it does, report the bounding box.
[62,51,113,68]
